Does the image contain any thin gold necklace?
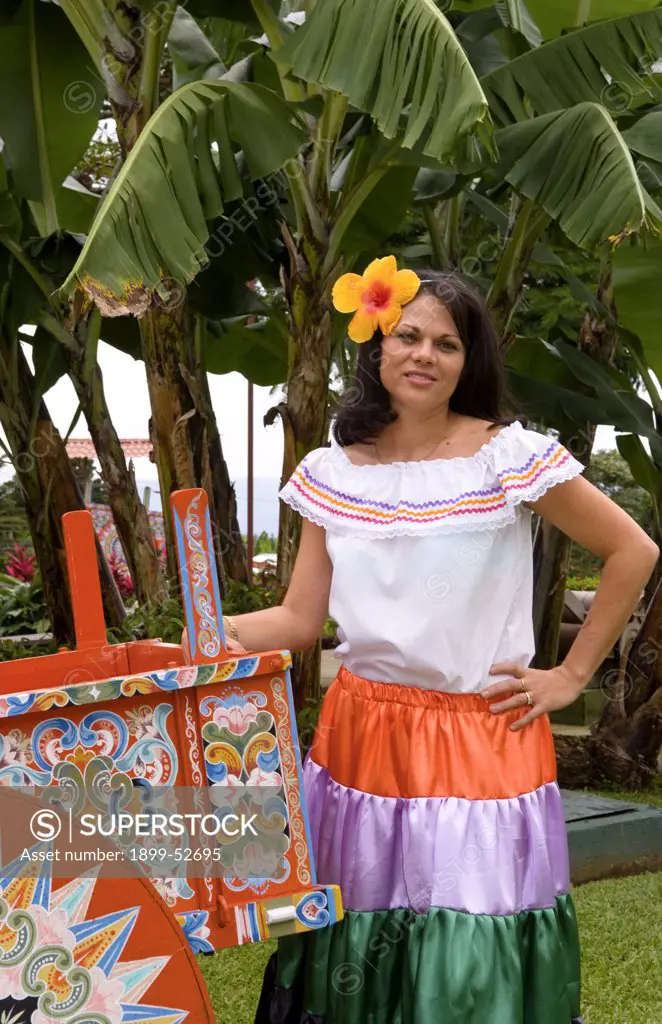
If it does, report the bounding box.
[373,423,457,465]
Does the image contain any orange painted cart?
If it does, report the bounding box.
[0,489,342,1022]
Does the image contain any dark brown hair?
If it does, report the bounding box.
[332,268,519,447]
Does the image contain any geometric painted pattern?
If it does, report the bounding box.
[0,856,193,1023]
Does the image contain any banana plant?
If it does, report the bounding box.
[612,239,662,527]
[55,0,317,587]
[480,6,662,337]
[0,179,126,641]
[478,6,662,712]
[0,0,166,611]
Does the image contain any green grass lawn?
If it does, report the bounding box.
[198,938,275,1022]
[198,783,662,1021]
[580,776,662,808]
[576,871,662,1023]
[198,869,662,1023]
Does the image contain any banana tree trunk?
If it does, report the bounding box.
[555,569,662,790]
[86,405,166,600]
[532,424,596,668]
[140,300,248,590]
[277,250,333,714]
[61,317,166,605]
[531,515,574,670]
[92,7,248,591]
[275,355,330,592]
[0,336,125,642]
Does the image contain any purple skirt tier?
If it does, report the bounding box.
[304,757,571,916]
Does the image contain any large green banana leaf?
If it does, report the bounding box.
[493,103,661,248]
[493,0,542,48]
[525,0,660,41]
[60,81,307,316]
[0,0,103,234]
[203,315,288,386]
[623,111,662,162]
[616,433,662,509]
[186,0,279,23]
[545,335,659,438]
[273,0,494,166]
[483,8,662,124]
[340,166,419,256]
[622,112,662,196]
[506,334,659,439]
[506,366,610,432]
[613,241,662,385]
[168,7,227,89]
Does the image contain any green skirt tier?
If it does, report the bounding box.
[255,894,583,1024]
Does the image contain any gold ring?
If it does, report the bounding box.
[524,691,534,706]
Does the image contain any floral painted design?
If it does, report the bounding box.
[200,687,291,893]
[211,696,260,736]
[0,731,30,782]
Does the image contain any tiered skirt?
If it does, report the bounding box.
[255,665,584,1023]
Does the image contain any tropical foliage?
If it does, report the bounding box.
[0,575,49,637]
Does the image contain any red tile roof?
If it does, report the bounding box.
[66,439,152,459]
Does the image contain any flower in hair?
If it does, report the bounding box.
[331,256,421,342]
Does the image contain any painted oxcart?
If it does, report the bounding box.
[0,489,341,1023]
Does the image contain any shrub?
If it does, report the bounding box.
[223,571,279,615]
[108,574,280,646]
[567,574,601,592]
[3,543,35,583]
[0,575,50,637]
[109,595,186,645]
[297,696,324,757]
[0,637,57,662]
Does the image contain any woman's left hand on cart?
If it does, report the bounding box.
[480,661,585,732]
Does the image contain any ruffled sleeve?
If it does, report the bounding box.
[278,445,337,531]
[493,422,585,506]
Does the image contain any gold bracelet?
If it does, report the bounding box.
[223,615,240,645]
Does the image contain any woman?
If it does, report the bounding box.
[226,260,658,1023]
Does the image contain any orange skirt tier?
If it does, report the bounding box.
[309,664,558,800]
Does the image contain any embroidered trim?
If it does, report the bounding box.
[288,463,506,525]
[505,457,585,505]
[280,433,585,536]
[280,491,521,535]
[500,443,577,499]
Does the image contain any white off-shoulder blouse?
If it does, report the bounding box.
[278,420,586,694]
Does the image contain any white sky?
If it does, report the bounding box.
[7,341,286,511]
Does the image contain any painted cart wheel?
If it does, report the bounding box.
[0,789,214,1024]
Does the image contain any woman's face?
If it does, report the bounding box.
[379,293,466,412]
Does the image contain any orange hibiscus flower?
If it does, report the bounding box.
[331,255,421,343]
